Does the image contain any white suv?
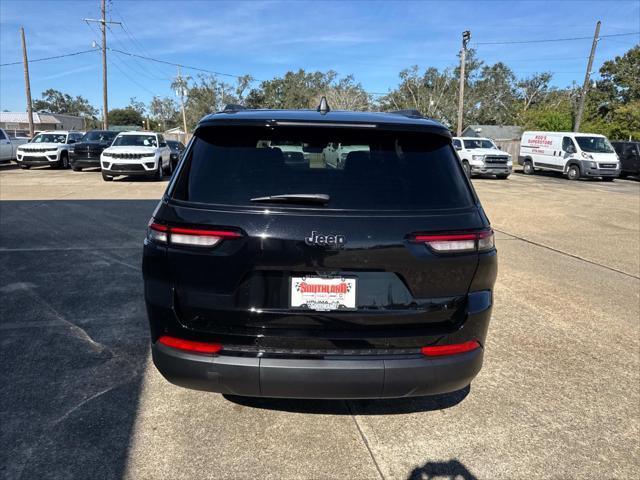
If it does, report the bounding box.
[16,130,84,169]
[452,137,512,179]
[100,131,172,181]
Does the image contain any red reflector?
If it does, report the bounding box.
[158,336,223,355]
[149,222,168,232]
[421,340,480,357]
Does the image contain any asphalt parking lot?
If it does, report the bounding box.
[1,165,638,479]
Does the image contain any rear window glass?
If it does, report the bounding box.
[173,126,473,211]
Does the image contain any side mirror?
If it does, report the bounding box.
[566,146,575,154]
[454,145,462,151]
[160,142,167,147]
[497,145,502,150]
[68,139,76,144]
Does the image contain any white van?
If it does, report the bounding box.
[519,131,620,181]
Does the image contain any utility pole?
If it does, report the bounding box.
[20,27,34,138]
[574,20,601,132]
[456,30,471,137]
[176,66,188,141]
[84,0,120,130]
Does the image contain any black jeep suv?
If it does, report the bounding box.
[142,103,497,399]
[69,130,118,171]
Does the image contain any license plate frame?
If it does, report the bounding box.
[290,275,357,312]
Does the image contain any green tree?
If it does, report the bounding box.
[32,89,98,118]
[149,96,178,130]
[471,62,518,125]
[245,69,333,109]
[379,66,457,125]
[128,97,147,116]
[597,45,640,104]
[108,107,144,127]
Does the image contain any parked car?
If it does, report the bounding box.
[519,131,620,181]
[15,130,84,169]
[611,141,639,179]
[100,131,172,181]
[322,142,369,169]
[143,102,497,399]
[167,140,185,169]
[0,128,29,164]
[69,130,118,171]
[452,137,512,179]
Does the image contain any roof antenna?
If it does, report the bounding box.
[317,96,330,115]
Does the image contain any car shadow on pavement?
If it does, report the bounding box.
[407,459,478,480]
[0,200,157,480]
[224,385,470,415]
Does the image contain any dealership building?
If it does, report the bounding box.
[0,112,86,137]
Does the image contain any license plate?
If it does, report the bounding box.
[290,276,356,311]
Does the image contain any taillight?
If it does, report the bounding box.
[421,340,481,357]
[412,229,494,253]
[148,221,241,247]
[158,335,223,355]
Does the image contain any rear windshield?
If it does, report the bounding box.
[172,126,473,211]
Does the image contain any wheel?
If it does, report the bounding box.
[462,161,471,177]
[102,171,113,182]
[163,158,173,176]
[567,164,580,181]
[522,160,534,175]
[72,166,82,172]
[618,172,628,179]
[601,177,615,182]
[58,153,69,169]
[19,164,30,169]
[496,174,510,180]
[154,163,163,181]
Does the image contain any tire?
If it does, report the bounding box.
[58,153,69,169]
[496,174,510,180]
[462,161,471,178]
[154,163,163,181]
[163,158,173,176]
[72,166,82,172]
[102,171,113,182]
[601,177,615,182]
[567,164,580,181]
[618,172,628,179]
[19,164,30,170]
[522,160,534,175]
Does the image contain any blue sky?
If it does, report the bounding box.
[1,0,639,113]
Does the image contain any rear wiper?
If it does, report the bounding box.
[250,193,330,205]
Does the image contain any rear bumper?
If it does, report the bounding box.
[152,342,484,399]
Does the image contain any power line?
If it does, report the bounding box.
[108,1,174,80]
[0,48,98,67]
[474,31,639,45]
[106,24,170,81]
[107,47,257,80]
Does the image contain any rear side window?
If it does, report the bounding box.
[173,126,474,211]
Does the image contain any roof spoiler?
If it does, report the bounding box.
[222,104,248,113]
[390,109,424,119]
